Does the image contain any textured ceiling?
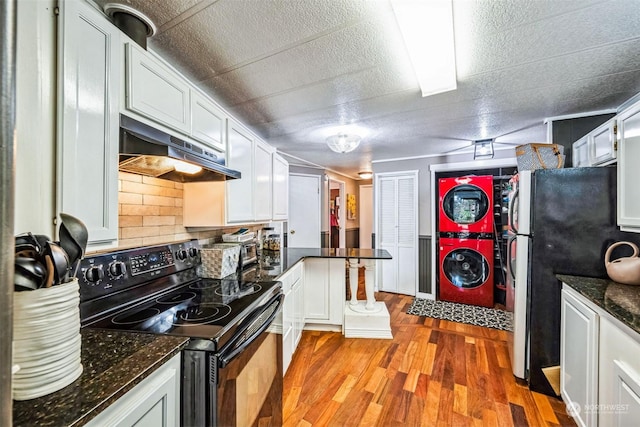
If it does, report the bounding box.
[96,0,640,178]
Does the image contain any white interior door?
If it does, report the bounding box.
[359,185,373,249]
[288,174,321,248]
[376,172,418,295]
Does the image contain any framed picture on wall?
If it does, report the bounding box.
[347,194,356,219]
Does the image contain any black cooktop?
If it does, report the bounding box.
[87,277,280,341]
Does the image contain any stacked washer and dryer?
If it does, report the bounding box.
[438,176,494,307]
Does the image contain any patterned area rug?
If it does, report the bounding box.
[406,298,513,331]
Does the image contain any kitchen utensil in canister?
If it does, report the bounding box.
[14,258,48,291]
[604,241,640,285]
[58,213,88,278]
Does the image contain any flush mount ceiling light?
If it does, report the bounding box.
[358,172,373,179]
[473,139,495,160]
[326,134,361,153]
[390,0,457,97]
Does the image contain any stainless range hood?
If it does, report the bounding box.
[119,115,241,183]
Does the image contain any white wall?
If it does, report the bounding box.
[372,148,516,235]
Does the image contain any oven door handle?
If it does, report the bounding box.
[218,292,284,369]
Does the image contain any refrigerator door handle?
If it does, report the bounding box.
[509,188,519,234]
[507,234,516,280]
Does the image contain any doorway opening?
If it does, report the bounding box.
[429,158,518,304]
[328,179,345,248]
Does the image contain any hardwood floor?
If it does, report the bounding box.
[283,291,577,426]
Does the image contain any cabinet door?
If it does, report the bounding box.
[272,153,289,220]
[58,0,120,246]
[599,317,640,427]
[591,120,617,165]
[86,354,180,427]
[304,259,330,321]
[573,136,590,168]
[226,120,254,223]
[282,287,294,375]
[618,102,640,231]
[292,276,304,348]
[561,288,599,427]
[125,43,190,133]
[254,140,273,221]
[190,91,226,152]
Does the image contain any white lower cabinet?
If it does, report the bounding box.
[599,317,640,427]
[279,261,304,375]
[86,353,181,427]
[303,258,345,327]
[561,284,640,427]
[292,274,304,349]
[561,288,599,427]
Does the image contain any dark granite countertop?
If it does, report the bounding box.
[558,274,640,336]
[12,247,390,426]
[242,248,393,280]
[13,329,188,427]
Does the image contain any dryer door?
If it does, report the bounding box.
[442,247,490,289]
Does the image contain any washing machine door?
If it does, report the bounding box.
[442,248,490,289]
[438,176,493,233]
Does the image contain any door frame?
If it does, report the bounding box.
[288,173,322,248]
[374,170,419,295]
[359,184,373,249]
[328,178,345,248]
[429,157,517,299]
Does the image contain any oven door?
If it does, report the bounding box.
[182,291,283,427]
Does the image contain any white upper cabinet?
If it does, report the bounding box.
[190,90,226,153]
[58,0,120,247]
[254,140,274,222]
[590,119,617,165]
[571,118,617,168]
[572,136,590,167]
[125,42,191,133]
[226,120,255,223]
[272,153,289,220]
[617,99,640,232]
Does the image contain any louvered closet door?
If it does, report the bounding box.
[376,172,418,295]
[397,177,417,295]
[378,177,398,292]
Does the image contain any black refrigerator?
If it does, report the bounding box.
[509,166,640,396]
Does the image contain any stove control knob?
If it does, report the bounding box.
[176,249,188,261]
[85,266,104,283]
[188,247,199,258]
[108,261,126,278]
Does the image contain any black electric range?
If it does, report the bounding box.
[78,240,284,426]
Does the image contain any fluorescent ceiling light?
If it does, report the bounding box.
[358,171,373,179]
[390,0,457,97]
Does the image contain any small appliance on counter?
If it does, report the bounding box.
[223,228,258,268]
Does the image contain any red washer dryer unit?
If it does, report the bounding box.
[439,237,494,307]
[439,175,493,233]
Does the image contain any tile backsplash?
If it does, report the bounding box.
[118,172,263,248]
